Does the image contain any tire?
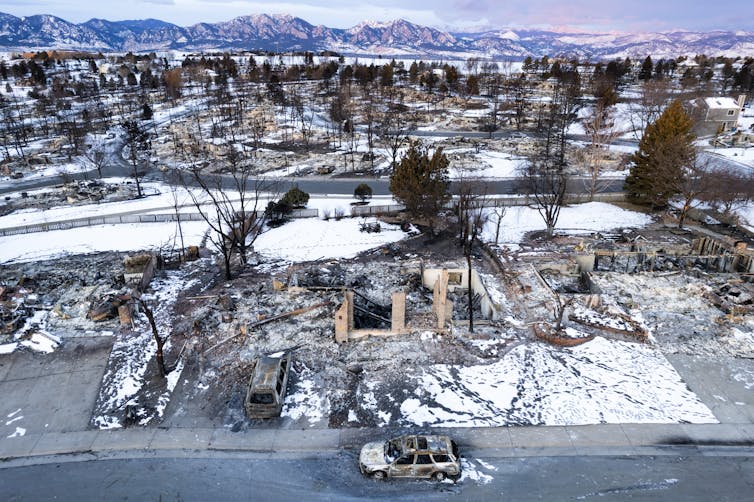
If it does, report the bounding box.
[434,471,446,482]
[372,471,387,480]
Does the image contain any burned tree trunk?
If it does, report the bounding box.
[134,297,169,377]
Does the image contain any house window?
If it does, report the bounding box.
[727,110,735,116]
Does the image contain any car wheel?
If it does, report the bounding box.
[434,471,446,481]
[372,471,387,480]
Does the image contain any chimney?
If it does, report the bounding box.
[738,94,746,110]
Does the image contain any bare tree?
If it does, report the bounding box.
[133,296,170,377]
[508,74,532,131]
[181,139,272,280]
[520,83,579,238]
[166,177,187,261]
[702,168,754,218]
[627,78,672,140]
[671,151,720,228]
[84,137,107,178]
[553,291,574,331]
[378,99,412,173]
[456,178,489,333]
[491,206,507,246]
[583,98,620,200]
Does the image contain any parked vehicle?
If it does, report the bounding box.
[243,352,291,418]
[359,434,461,481]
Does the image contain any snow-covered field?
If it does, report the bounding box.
[399,336,716,426]
[0,221,210,263]
[255,217,410,262]
[279,335,718,427]
[482,201,653,247]
[450,151,524,178]
[738,202,754,232]
[0,196,653,264]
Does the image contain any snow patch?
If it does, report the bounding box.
[401,337,716,427]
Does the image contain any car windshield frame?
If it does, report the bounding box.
[385,439,402,462]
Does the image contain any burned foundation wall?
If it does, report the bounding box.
[422,267,501,321]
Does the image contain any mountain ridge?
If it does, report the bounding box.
[0,11,752,59]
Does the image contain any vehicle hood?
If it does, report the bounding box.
[359,441,387,468]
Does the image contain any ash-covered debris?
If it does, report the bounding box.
[706,277,754,314]
[0,253,126,351]
[153,250,526,429]
[0,180,145,217]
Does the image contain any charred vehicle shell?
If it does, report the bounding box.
[359,434,461,481]
[243,352,291,418]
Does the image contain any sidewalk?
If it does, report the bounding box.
[2,422,754,463]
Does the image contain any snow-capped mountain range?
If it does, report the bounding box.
[1,12,752,59]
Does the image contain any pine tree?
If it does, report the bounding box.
[625,100,695,208]
[389,141,450,233]
[638,56,653,81]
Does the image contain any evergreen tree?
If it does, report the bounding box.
[625,100,695,208]
[389,141,450,232]
[281,186,309,208]
[638,56,653,80]
[141,103,153,120]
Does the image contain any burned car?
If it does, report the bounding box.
[359,434,461,481]
[243,352,291,418]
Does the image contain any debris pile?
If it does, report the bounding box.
[706,278,754,315]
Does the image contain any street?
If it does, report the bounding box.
[1,450,752,501]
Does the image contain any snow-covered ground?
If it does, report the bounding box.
[399,336,716,426]
[482,201,652,248]
[706,146,754,167]
[0,196,651,263]
[0,180,407,264]
[254,217,411,263]
[738,202,754,232]
[450,150,524,178]
[0,221,210,263]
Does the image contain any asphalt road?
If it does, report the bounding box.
[1,128,632,197]
[1,129,747,198]
[1,451,752,501]
[1,164,625,198]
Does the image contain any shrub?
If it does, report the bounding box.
[265,199,292,226]
[353,183,373,203]
[281,186,310,208]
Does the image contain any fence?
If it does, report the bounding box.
[0,207,320,237]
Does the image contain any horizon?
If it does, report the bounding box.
[0,0,749,34]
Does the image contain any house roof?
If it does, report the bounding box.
[704,97,740,110]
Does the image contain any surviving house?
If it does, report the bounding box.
[689,95,746,136]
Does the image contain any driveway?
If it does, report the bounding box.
[0,337,113,438]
